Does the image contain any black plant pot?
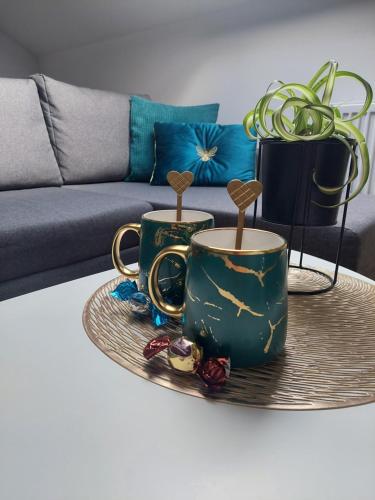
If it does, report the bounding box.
[260,138,354,226]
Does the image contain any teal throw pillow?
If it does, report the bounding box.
[127,96,219,182]
[151,122,256,186]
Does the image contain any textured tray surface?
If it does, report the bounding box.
[83,269,375,410]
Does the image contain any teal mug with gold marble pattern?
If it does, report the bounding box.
[148,227,288,368]
[112,210,214,303]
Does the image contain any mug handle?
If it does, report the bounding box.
[112,223,141,278]
[148,245,189,319]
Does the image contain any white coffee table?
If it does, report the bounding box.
[1,253,374,500]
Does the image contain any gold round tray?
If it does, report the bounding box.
[83,269,375,410]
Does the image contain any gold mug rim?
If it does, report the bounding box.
[142,209,214,225]
[191,227,287,255]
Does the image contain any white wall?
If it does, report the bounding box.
[40,1,374,123]
[0,30,38,77]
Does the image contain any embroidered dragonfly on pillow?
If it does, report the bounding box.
[196,145,218,162]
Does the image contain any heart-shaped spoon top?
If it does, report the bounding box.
[227,179,263,212]
[167,171,194,194]
[227,179,263,249]
[167,171,194,221]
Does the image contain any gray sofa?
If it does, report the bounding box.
[1,75,374,301]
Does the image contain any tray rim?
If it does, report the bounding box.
[82,271,375,411]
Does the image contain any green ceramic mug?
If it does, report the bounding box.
[112,210,214,303]
[148,227,288,368]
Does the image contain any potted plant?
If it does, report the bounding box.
[243,60,373,226]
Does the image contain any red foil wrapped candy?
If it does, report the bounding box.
[143,335,171,360]
[198,357,231,388]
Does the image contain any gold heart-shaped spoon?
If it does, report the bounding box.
[227,179,263,249]
[167,170,194,221]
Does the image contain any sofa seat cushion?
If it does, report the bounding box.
[0,187,152,283]
[0,78,62,190]
[31,74,132,184]
[66,182,233,222]
[65,183,375,279]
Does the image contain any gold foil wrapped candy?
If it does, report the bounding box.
[167,337,202,374]
[143,334,229,387]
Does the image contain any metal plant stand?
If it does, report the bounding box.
[252,141,356,295]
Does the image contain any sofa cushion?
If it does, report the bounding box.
[65,182,374,278]
[66,182,232,223]
[0,247,140,301]
[0,78,62,190]
[31,74,131,184]
[151,122,256,186]
[0,187,152,283]
[127,96,219,182]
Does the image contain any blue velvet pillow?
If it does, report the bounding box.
[127,96,219,182]
[151,122,256,186]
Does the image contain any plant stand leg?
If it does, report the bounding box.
[288,144,355,295]
[252,143,262,229]
[287,147,304,267]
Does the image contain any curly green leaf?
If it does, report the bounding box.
[243,60,373,205]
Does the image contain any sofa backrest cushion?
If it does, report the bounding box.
[126,96,219,182]
[31,74,131,184]
[0,78,62,190]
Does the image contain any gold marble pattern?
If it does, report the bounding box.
[154,228,185,246]
[202,268,264,318]
[186,286,200,303]
[217,254,277,287]
[154,224,197,246]
[200,318,211,337]
[204,301,223,310]
[207,314,221,321]
[264,315,286,354]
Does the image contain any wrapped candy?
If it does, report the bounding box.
[143,334,230,388]
[198,357,231,389]
[168,337,202,374]
[129,292,151,316]
[111,280,138,301]
[143,335,171,359]
[111,279,169,328]
[151,305,169,327]
[113,281,231,388]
